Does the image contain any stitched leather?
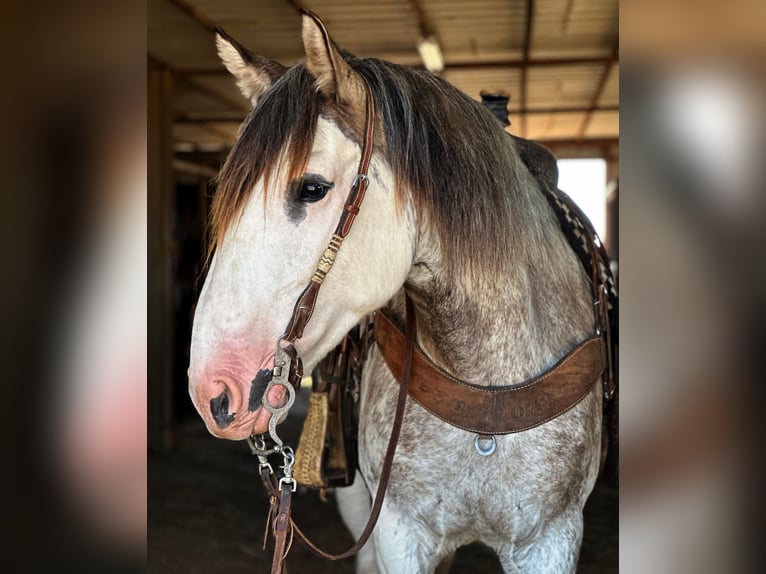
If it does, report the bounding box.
[281,79,376,346]
[374,310,605,434]
[265,74,378,574]
[263,296,416,563]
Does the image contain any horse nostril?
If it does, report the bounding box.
[210,390,236,429]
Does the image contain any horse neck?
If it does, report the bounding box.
[403,169,595,386]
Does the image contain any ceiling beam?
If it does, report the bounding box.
[520,0,535,138]
[561,0,576,35]
[535,137,619,154]
[158,2,250,112]
[166,0,217,32]
[199,122,236,141]
[407,0,444,73]
[175,111,246,122]
[514,104,619,116]
[149,53,250,113]
[541,138,618,147]
[283,0,305,13]
[175,105,620,125]
[446,54,618,71]
[179,55,618,76]
[576,42,619,142]
[173,158,219,178]
[407,0,434,37]
[179,77,249,113]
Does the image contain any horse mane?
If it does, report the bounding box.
[210,53,556,284]
[208,64,319,265]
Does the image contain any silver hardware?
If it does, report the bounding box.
[261,344,298,451]
[474,434,497,456]
[352,173,369,188]
[246,434,266,455]
[278,446,297,492]
[279,476,297,492]
[247,435,277,473]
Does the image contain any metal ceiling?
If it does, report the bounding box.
[148,0,618,151]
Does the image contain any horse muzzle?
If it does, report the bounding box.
[191,364,290,440]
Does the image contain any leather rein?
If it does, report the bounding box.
[249,77,411,573]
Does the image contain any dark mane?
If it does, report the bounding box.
[211,54,550,281]
[354,58,525,279]
[209,63,319,261]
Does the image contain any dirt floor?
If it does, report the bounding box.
[149,389,617,573]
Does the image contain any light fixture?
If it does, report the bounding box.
[417,35,444,73]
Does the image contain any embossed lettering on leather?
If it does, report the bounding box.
[375,310,605,434]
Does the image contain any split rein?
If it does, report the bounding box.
[247,78,407,573]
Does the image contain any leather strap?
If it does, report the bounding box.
[263,77,378,573]
[270,485,294,574]
[282,79,376,344]
[556,189,613,385]
[264,296,416,563]
[374,309,605,434]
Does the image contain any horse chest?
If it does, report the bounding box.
[358,351,600,545]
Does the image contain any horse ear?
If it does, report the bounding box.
[215,28,287,106]
[301,10,365,106]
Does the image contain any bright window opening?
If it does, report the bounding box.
[556,158,607,240]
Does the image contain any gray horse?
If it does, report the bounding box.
[189,12,604,573]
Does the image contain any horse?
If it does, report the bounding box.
[189,10,608,574]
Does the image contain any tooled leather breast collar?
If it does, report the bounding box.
[374,309,605,434]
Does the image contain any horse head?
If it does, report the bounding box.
[188,12,414,440]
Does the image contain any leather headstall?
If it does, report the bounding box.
[256,77,419,574]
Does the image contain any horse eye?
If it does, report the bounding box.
[299,179,332,203]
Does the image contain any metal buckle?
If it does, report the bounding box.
[352,173,369,188]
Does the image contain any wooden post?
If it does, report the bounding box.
[148,62,175,452]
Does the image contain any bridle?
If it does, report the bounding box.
[247,77,413,573]
[254,75,376,457]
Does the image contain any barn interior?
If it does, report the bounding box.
[148,1,618,571]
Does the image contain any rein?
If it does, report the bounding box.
[259,298,415,572]
[248,78,412,573]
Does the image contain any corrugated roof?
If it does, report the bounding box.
[149,0,618,149]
